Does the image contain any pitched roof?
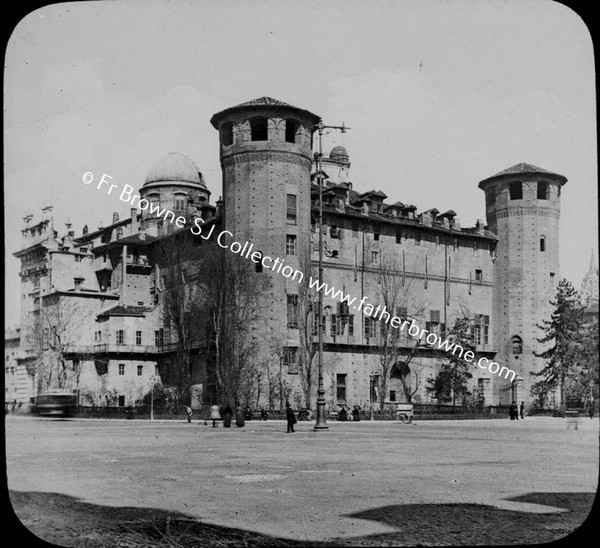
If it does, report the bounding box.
[479,162,567,187]
[210,96,320,128]
[97,305,148,318]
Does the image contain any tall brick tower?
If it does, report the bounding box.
[210,97,320,355]
[479,163,567,406]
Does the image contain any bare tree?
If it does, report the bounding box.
[157,233,204,408]
[195,243,267,407]
[296,256,319,409]
[262,330,293,411]
[27,295,92,394]
[373,248,426,412]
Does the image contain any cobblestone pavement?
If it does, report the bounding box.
[6,416,599,546]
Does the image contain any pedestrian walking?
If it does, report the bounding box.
[260,408,269,421]
[286,404,297,433]
[352,405,360,422]
[185,405,193,423]
[209,404,221,427]
[519,401,525,419]
[509,401,518,420]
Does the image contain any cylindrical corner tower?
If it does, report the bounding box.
[479,163,567,405]
[210,97,320,364]
[210,96,320,264]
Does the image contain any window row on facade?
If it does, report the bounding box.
[93,328,165,346]
[486,180,556,204]
[221,117,303,146]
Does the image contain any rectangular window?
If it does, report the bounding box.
[331,314,338,336]
[364,317,377,339]
[509,181,523,200]
[286,235,297,256]
[389,390,397,402]
[373,224,380,241]
[348,315,354,336]
[118,364,125,375]
[371,251,379,264]
[135,331,142,345]
[537,181,549,200]
[285,119,298,143]
[287,294,299,328]
[283,347,298,374]
[154,329,164,346]
[221,122,233,146]
[118,395,125,407]
[415,233,421,246]
[473,314,490,345]
[336,374,347,402]
[286,194,297,224]
[174,195,186,211]
[137,365,143,376]
[116,330,124,345]
[330,225,340,239]
[475,269,483,282]
[396,231,402,244]
[94,330,102,342]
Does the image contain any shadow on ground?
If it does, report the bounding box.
[8,490,597,547]
[334,492,597,546]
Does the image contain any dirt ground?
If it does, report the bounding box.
[6,416,599,546]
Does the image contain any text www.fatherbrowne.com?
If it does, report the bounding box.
[83,171,515,382]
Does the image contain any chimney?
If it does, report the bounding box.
[453,217,461,230]
[112,212,120,224]
[130,208,137,219]
[215,196,223,217]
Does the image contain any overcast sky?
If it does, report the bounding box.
[4,0,597,326]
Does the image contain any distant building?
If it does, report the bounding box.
[8,97,567,410]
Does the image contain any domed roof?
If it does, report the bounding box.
[144,153,205,186]
[330,145,349,162]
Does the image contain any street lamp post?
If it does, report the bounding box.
[313,120,349,431]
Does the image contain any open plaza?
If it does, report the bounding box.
[6,414,598,546]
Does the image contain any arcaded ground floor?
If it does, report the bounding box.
[6,415,598,546]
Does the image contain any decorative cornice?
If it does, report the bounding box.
[221,150,311,169]
[315,260,493,287]
[493,207,560,219]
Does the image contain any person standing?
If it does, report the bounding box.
[519,402,525,420]
[286,404,297,433]
[185,405,193,423]
[509,401,518,420]
[223,405,233,427]
[235,407,246,428]
[209,404,221,427]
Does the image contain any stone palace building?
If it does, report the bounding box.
[6,97,572,411]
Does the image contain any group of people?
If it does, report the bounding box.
[509,401,525,420]
[337,405,362,422]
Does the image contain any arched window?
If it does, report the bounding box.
[540,236,546,252]
[221,122,233,146]
[148,194,160,207]
[250,117,268,141]
[285,119,298,143]
[512,335,523,355]
[509,181,523,200]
